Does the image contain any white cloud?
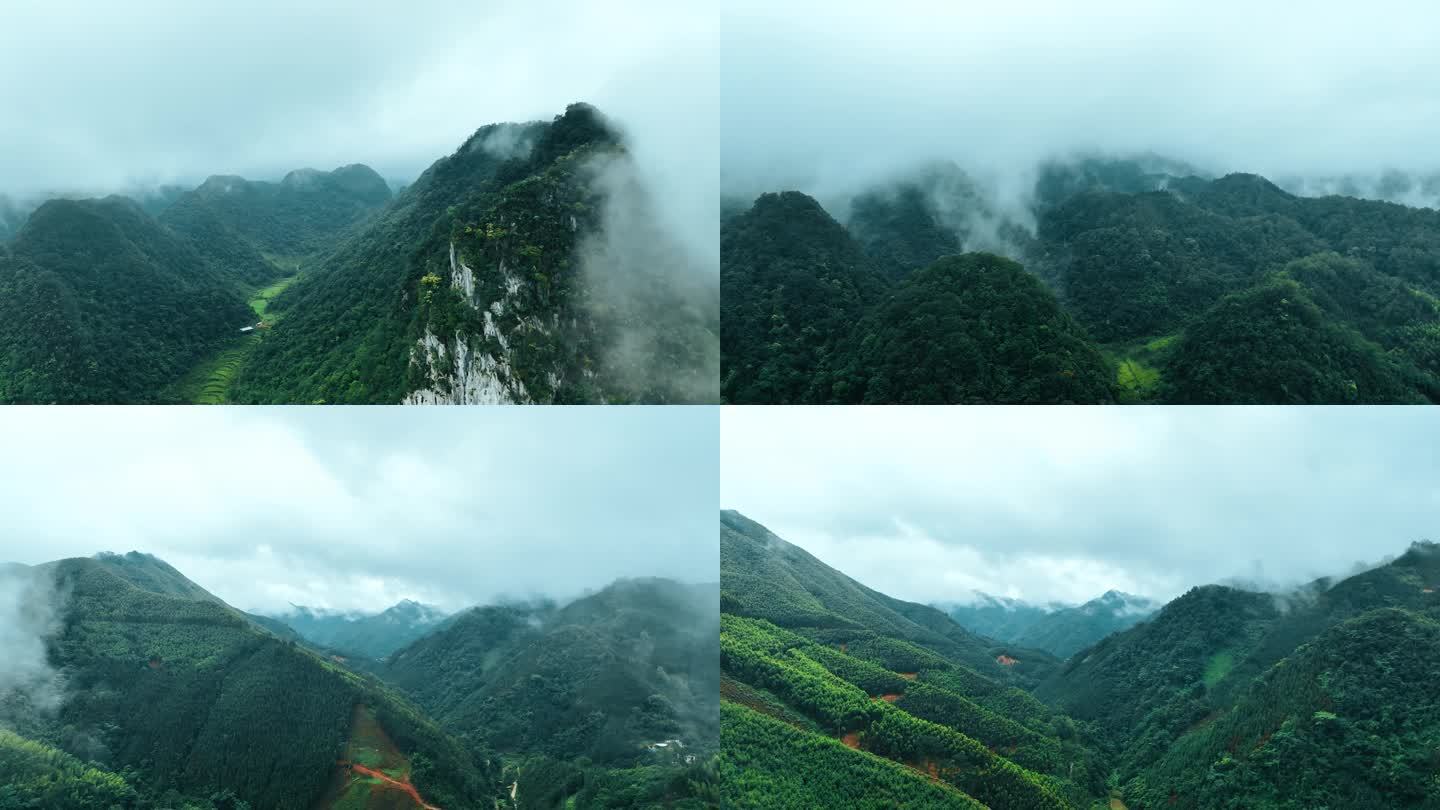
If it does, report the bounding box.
[722,406,1440,604]
[1,407,718,613]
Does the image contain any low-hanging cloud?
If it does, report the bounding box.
[721,0,1440,210]
[0,0,716,273]
[721,407,1440,606]
[0,564,66,718]
[0,408,718,613]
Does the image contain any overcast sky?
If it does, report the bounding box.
[0,407,717,614]
[722,407,1440,607]
[721,0,1440,203]
[0,0,715,264]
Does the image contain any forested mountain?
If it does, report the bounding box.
[941,590,1158,660]
[720,512,1440,809]
[723,157,1440,403]
[1034,541,1440,808]
[0,552,494,809]
[269,600,449,660]
[720,511,1105,809]
[381,578,720,809]
[231,103,719,404]
[0,197,255,403]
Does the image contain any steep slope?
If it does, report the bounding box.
[721,510,1059,686]
[823,253,1116,404]
[943,591,1159,660]
[6,554,494,809]
[382,578,719,808]
[273,599,450,660]
[0,197,254,403]
[1132,609,1440,809]
[720,191,882,404]
[231,103,717,404]
[720,511,1104,809]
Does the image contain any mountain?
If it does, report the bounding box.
[941,590,1159,660]
[230,103,719,404]
[382,577,720,808]
[1,551,494,809]
[271,599,450,660]
[720,510,1104,809]
[724,158,1440,403]
[0,197,255,403]
[1035,541,1440,809]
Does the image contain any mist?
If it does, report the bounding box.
[0,0,716,274]
[0,564,65,718]
[721,0,1440,215]
[0,407,719,614]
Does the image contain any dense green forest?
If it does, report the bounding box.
[0,104,715,404]
[721,510,1440,808]
[268,599,449,660]
[722,158,1440,403]
[2,553,721,809]
[939,591,1158,660]
[231,103,719,404]
[0,553,493,809]
[380,578,721,807]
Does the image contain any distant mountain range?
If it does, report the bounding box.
[938,590,1160,659]
[264,599,451,660]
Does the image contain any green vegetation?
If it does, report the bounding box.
[720,511,1105,809]
[723,160,1440,403]
[3,553,493,809]
[942,591,1158,660]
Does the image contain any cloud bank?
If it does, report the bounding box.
[721,0,1440,205]
[0,407,718,613]
[722,407,1440,606]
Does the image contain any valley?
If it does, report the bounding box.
[718,509,1440,809]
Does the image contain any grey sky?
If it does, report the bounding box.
[722,407,1440,606]
[721,0,1440,203]
[0,0,716,266]
[0,407,718,613]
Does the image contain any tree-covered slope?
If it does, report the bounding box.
[6,554,494,810]
[0,197,254,403]
[159,164,391,259]
[719,512,1104,809]
[721,510,1059,686]
[823,253,1116,403]
[380,577,720,808]
[720,190,880,404]
[231,103,717,404]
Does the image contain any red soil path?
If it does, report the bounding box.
[349,764,441,810]
[996,655,1019,666]
[875,693,902,702]
[840,732,861,749]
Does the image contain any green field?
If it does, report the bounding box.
[167,270,302,404]
[1202,650,1235,688]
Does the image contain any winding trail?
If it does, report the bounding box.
[350,764,441,810]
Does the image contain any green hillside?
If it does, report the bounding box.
[4,553,494,810]
[0,197,254,403]
[379,577,719,808]
[720,511,1105,809]
[722,159,1440,403]
[231,103,718,404]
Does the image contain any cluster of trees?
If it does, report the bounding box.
[0,198,254,403]
[723,159,1440,403]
